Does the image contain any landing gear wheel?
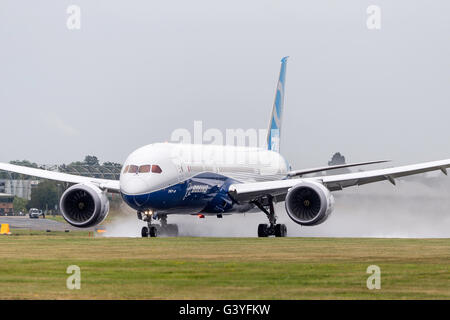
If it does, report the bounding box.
[275,224,287,237]
[149,226,158,237]
[254,196,282,238]
[258,224,269,237]
[141,226,149,238]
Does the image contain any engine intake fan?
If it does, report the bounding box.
[284,181,334,226]
[60,183,109,228]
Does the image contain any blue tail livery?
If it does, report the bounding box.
[267,56,288,153]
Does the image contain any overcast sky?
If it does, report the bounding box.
[1,1,449,169]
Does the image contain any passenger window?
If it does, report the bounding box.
[128,165,138,174]
[151,165,162,174]
[123,165,129,174]
[139,165,151,173]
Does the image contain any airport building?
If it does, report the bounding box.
[0,179,40,200]
[0,193,14,215]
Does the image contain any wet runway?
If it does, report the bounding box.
[0,216,97,231]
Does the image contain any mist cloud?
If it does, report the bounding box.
[103,174,450,238]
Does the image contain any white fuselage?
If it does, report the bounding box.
[120,143,289,195]
[119,143,289,214]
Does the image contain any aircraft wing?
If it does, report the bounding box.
[0,162,120,192]
[287,159,389,177]
[228,158,450,203]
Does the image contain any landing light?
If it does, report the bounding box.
[143,210,154,217]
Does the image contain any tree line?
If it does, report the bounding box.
[1,156,122,213]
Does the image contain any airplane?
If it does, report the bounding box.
[1,56,450,238]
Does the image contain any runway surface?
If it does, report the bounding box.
[0,216,97,231]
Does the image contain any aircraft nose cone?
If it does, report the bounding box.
[121,177,149,195]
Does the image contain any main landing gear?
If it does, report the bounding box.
[138,212,179,238]
[253,196,287,237]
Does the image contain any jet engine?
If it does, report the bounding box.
[60,183,110,228]
[284,181,334,226]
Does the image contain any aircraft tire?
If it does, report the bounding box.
[149,226,158,237]
[258,224,269,237]
[141,226,149,238]
[275,224,287,237]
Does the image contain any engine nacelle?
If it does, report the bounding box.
[285,181,334,226]
[60,183,110,228]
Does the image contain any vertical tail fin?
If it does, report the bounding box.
[267,56,288,153]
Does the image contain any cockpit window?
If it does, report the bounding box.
[151,165,162,174]
[139,165,151,173]
[128,165,138,174]
[124,164,161,174]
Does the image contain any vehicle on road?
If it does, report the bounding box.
[29,208,43,219]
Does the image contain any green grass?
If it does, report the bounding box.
[0,230,448,299]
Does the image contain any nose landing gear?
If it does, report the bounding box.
[141,225,159,237]
[138,212,179,238]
